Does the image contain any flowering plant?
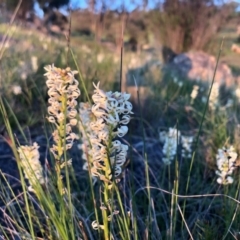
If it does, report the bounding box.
[80,82,132,187]
[215,146,237,185]
[17,142,44,192]
[45,65,80,194]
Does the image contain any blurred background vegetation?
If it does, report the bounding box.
[1,0,240,53]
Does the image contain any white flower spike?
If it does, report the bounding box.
[215,146,237,185]
[79,82,133,188]
[17,142,45,192]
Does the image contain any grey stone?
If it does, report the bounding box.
[165,51,236,87]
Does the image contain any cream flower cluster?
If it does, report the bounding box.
[160,128,194,164]
[190,85,199,104]
[209,82,219,110]
[160,128,181,165]
[215,146,237,185]
[12,85,22,95]
[235,87,240,102]
[80,82,132,187]
[17,142,44,192]
[181,136,194,159]
[45,65,80,162]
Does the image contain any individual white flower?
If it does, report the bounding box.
[12,85,22,95]
[21,72,27,80]
[92,220,104,230]
[31,56,38,72]
[215,146,237,185]
[17,142,45,192]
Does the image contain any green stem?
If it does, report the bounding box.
[103,184,109,240]
[55,93,68,195]
[102,154,111,240]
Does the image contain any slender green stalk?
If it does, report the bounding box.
[63,135,75,239]
[0,0,22,61]
[129,130,138,240]
[102,156,111,240]
[54,93,68,195]
[114,182,131,240]
[182,40,224,229]
[70,48,91,103]
[0,170,31,232]
[172,160,179,240]
[4,100,28,143]
[133,75,153,237]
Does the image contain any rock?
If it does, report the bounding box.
[165,51,236,87]
[49,24,62,34]
[231,44,240,54]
